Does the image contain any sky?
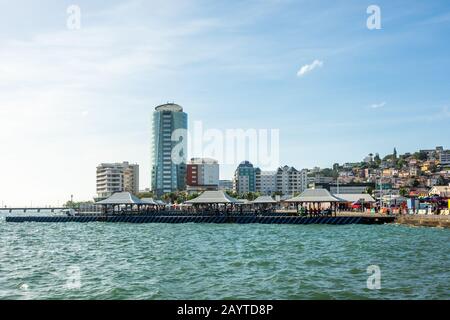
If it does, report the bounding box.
[0,0,449,206]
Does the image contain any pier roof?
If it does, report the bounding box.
[252,196,277,204]
[235,199,250,205]
[185,190,238,204]
[141,198,158,205]
[286,188,343,203]
[96,192,144,205]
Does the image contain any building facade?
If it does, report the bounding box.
[439,150,450,166]
[96,162,139,199]
[330,182,375,194]
[310,182,375,195]
[186,158,219,193]
[151,103,188,196]
[234,163,308,196]
[233,161,257,195]
[255,169,277,195]
[219,180,233,191]
[276,166,308,196]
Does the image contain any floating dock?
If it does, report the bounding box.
[5,215,395,225]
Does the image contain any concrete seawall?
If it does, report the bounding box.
[395,215,450,228]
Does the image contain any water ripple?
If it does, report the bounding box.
[0,221,449,299]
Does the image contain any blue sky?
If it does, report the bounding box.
[0,0,449,205]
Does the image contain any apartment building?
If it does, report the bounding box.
[96,162,139,199]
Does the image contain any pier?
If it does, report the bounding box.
[1,207,67,213]
[5,214,396,225]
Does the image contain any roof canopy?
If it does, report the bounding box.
[252,196,277,204]
[96,192,144,205]
[235,199,250,205]
[336,194,376,203]
[185,190,238,204]
[141,198,157,205]
[286,188,343,203]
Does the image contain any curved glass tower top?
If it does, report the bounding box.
[155,103,183,112]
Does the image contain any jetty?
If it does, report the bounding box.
[1,207,66,213]
[5,213,395,225]
[4,191,447,227]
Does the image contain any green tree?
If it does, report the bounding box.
[226,190,239,199]
[162,192,178,204]
[175,192,189,204]
[399,187,408,197]
[436,176,446,186]
[413,151,428,161]
[187,193,199,201]
[332,163,340,172]
[64,200,94,208]
[244,192,260,201]
[429,164,437,173]
[374,153,381,164]
[272,191,283,197]
[396,158,405,169]
[321,168,334,177]
[360,162,369,169]
[136,191,154,199]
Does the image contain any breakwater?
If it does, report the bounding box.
[396,215,450,228]
[5,214,395,225]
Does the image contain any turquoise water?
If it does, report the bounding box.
[0,217,449,300]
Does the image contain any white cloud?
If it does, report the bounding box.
[297,59,323,77]
[370,102,386,109]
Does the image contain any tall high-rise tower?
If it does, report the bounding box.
[150,103,188,196]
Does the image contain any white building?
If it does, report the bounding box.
[439,150,450,165]
[420,146,447,162]
[236,175,250,194]
[96,162,139,199]
[255,170,277,195]
[363,154,373,163]
[276,166,308,196]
